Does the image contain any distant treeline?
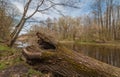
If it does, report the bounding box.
[28,0,120,43]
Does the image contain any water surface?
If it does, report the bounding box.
[64,43,120,68]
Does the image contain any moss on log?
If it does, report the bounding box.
[22,32,120,77]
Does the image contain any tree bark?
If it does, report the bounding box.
[23,32,120,77]
[9,19,26,47]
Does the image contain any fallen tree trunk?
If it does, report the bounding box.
[22,32,120,77]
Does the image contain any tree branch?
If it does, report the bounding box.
[23,0,32,17]
[25,0,45,20]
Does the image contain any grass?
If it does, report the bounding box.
[74,40,120,47]
[81,42,119,46]
[0,44,22,70]
[0,55,22,70]
[27,69,43,77]
[0,63,6,70]
[0,45,11,51]
[0,44,45,77]
[0,44,17,56]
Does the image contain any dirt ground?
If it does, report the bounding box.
[0,63,30,77]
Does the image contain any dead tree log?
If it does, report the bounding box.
[22,32,120,77]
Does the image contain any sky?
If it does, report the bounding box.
[11,0,94,20]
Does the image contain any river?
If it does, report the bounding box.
[64,43,120,68]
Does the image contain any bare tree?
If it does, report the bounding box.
[9,0,79,47]
[0,0,19,42]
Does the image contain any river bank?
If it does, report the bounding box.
[60,40,120,48]
[0,44,49,77]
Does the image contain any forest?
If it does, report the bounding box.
[0,0,120,77]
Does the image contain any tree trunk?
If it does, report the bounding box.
[22,32,120,77]
[9,19,26,47]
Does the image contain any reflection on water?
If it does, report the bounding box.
[64,43,120,68]
[16,41,29,48]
